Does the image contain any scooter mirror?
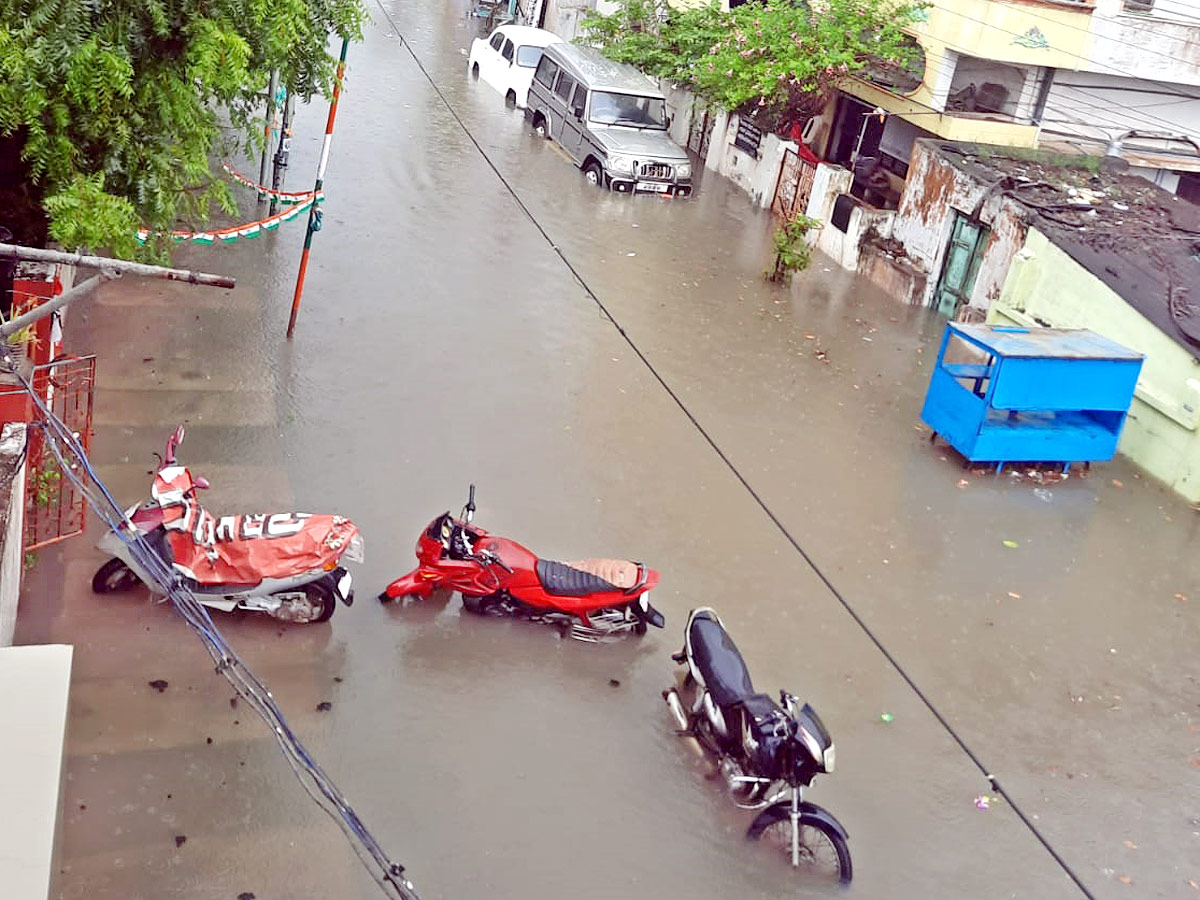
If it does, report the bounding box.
[194,477,211,490]
[466,484,476,522]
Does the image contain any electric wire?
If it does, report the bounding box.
[377,3,1100,896]
[0,350,421,900]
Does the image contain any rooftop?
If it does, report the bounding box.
[932,142,1200,358]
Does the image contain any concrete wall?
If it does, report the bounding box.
[885,140,1027,313]
[0,423,26,647]
[0,644,73,899]
[991,228,1200,502]
[702,111,793,208]
[1090,0,1200,86]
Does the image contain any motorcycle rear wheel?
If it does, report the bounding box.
[749,815,852,884]
[92,558,141,593]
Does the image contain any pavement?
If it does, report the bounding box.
[13,1,1200,898]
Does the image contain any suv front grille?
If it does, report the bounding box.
[639,163,673,180]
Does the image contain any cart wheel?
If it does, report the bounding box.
[929,431,937,444]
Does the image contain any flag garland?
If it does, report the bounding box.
[136,192,324,245]
[220,162,319,204]
[135,162,324,245]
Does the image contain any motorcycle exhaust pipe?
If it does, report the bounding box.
[663,689,705,757]
[664,688,689,730]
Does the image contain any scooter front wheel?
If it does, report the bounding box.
[92,558,141,594]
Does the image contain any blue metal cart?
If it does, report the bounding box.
[920,323,1144,472]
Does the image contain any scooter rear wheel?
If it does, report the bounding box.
[92,558,141,594]
[307,584,337,623]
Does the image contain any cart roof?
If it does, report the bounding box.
[949,323,1144,361]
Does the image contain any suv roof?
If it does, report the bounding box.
[547,43,664,97]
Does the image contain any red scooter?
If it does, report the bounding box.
[379,486,664,641]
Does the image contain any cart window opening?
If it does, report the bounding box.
[942,333,995,398]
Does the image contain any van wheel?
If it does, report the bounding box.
[583,161,605,188]
[471,62,479,79]
[505,89,517,107]
[533,115,548,138]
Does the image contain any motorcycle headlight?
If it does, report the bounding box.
[608,155,634,175]
[676,162,691,179]
[823,742,836,773]
[344,531,365,564]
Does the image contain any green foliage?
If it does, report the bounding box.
[581,0,926,129]
[33,456,60,508]
[768,213,820,282]
[0,0,365,257]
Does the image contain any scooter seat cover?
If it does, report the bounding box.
[536,559,618,596]
[689,612,756,708]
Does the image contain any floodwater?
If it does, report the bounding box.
[15,1,1199,899]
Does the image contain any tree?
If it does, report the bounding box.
[0,0,365,258]
[581,0,925,132]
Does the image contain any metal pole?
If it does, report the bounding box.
[258,70,280,203]
[287,37,349,340]
[0,243,236,287]
[0,273,112,337]
[269,88,295,217]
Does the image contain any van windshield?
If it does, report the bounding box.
[589,92,667,129]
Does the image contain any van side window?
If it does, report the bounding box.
[555,73,576,103]
[489,31,505,51]
[534,56,559,88]
[570,83,587,119]
[501,39,515,63]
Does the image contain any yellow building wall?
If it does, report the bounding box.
[913,0,1093,69]
[841,79,1041,146]
[843,0,1095,149]
[990,229,1200,503]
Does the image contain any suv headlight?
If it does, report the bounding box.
[676,162,691,179]
[608,155,634,175]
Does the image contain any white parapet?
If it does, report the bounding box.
[0,644,74,900]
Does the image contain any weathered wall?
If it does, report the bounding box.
[1089,0,1200,86]
[886,140,1027,314]
[991,228,1200,502]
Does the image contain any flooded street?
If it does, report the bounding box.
[15,1,1199,898]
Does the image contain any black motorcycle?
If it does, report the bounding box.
[663,607,852,884]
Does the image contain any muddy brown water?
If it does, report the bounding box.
[15,1,1199,898]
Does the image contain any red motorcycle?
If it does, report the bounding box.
[378,486,664,641]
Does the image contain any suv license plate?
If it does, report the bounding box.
[636,182,669,193]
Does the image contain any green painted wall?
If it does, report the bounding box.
[990,228,1200,503]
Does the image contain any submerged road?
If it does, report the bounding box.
[17,2,1198,898]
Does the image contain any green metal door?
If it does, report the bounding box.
[934,213,988,318]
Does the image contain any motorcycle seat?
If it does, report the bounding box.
[564,559,640,590]
[536,559,621,596]
[689,611,756,708]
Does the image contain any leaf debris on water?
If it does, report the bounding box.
[1002,540,1019,549]
[148,680,169,692]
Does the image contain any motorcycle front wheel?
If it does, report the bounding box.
[92,558,142,593]
[748,812,852,884]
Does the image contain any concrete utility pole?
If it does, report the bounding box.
[269,88,295,217]
[0,243,235,337]
[258,70,281,203]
